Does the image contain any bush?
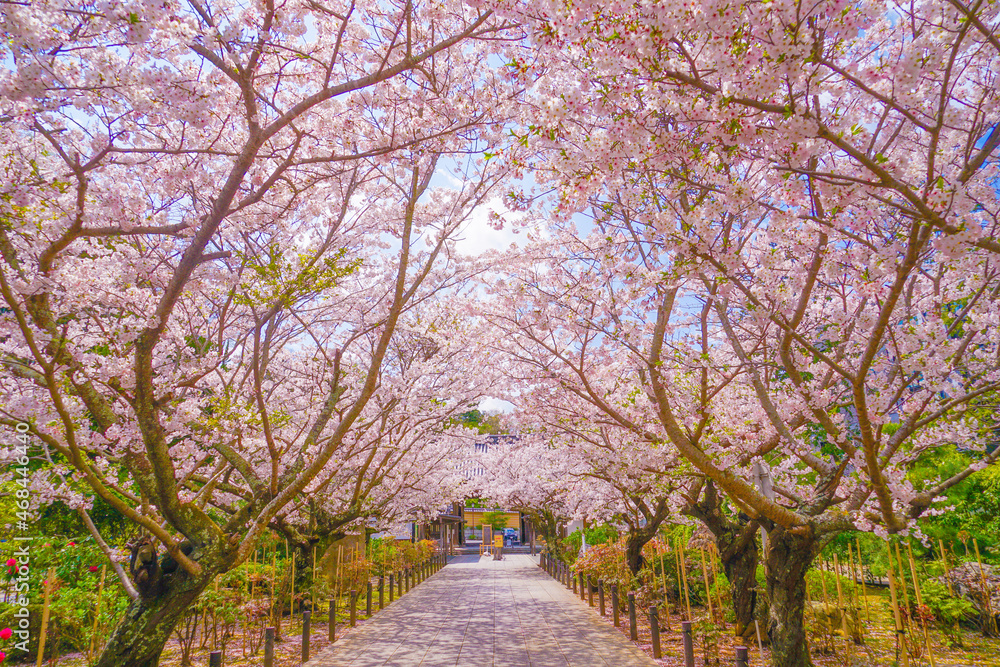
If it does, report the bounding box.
[564,524,619,556]
[806,567,858,603]
[0,537,130,661]
[572,542,635,593]
[921,579,976,647]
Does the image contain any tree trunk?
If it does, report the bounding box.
[533,509,568,563]
[95,567,216,667]
[684,480,761,637]
[625,532,646,575]
[765,526,815,667]
[718,530,758,638]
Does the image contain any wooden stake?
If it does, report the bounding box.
[699,548,716,623]
[905,542,936,667]
[885,542,909,667]
[36,567,55,667]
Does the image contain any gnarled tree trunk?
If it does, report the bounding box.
[96,541,228,667]
[764,525,816,667]
[719,527,759,638]
[97,571,216,667]
[684,480,761,637]
[624,531,647,575]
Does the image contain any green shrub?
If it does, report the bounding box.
[920,579,976,647]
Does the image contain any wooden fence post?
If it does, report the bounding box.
[611,585,620,627]
[627,591,638,641]
[682,621,695,667]
[598,580,606,616]
[264,627,275,667]
[302,610,311,663]
[649,606,662,658]
[349,590,357,628]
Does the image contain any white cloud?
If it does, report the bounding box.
[478,397,515,413]
[455,196,531,257]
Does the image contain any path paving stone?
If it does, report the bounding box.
[305,554,657,667]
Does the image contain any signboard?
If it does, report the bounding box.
[494,535,503,548]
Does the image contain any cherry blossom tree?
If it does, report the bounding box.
[0,0,521,662]
[480,0,1000,661]
[471,432,579,558]
[506,400,683,574]
[484,229,767,630]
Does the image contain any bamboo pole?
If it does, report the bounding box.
[906,542,936,667]
[819,559,835,654]
[88,564,107,663]
[36,567,55,667]
[973,538,998,635]
[658,542,671,631]
[847,543,866,644]
[699,548,716,624]
[679,539,692,622]
[938,538,962,644]
[336,544,344,610]
[290,542,296,617]
[894,542,912,635]
[250,549,256,602]
[710,544,725,627]
[939,539,953,596]
[833,554,853,661]
[672,540,684,620]
[885,542,909,667]
[854,539,871,622]
[270,548,277,628]
[213,577,220,649]
[241,566,248,659]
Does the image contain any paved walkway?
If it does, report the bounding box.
[305,554,657,667]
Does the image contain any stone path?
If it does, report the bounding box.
[305,554,657,667]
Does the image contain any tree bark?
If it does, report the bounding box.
[95,566,216,667]
[684,480,760,637]
[624,531,647,575]
[531,508,569,563]
[718,528,759,638]
[765,526,816,667]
